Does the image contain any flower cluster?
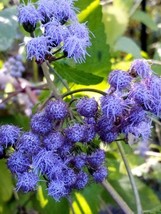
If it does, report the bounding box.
[18,0,91,63]
[3,55,25,78]
[1,59,161,201]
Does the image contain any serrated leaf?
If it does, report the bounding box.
[54,63,103,85]
[75,2,111,78]
[0,6,18,51]
[132,10,158,31]
[102,4,129,46]
[0,160,13,202]
[114,36,141,58]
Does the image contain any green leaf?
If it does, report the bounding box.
[75,1,111,78]
[102,4,129,47]
[0,160,13,202]
[114,36,141,58]
[54,63,103,85]
[132,10,158,31]
[0,6,18,51]
[33,184,69,214]
[72,184,103,214]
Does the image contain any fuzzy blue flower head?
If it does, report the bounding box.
[52,0,77,23]
[87,149,105,169]
[74,171,88,190]
[63,22,91,63]
[129,59,152,78]
[43,131,65,151]
[65,123,86,143]
[101,94,127,120]
[31,111,53,135]
[45,99,68,120]
[48,180,70,201]
[76,97,98,117]
[18,3,40,32]
[26,36,52,63]
[0,125,21,148]
[16,172,39,193]
[44,19,69,46]
[7,151,31,175]
[108,70,132,91]
[17,132,41,156]
[93,166,108,183]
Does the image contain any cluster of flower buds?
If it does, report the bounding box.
[1,59,161,201]
[2,55,25,78]
[18,0,91,63]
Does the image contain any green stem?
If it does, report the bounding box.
[46,62,70,92]
[102,180,134,214]
[62,88,107,98]
[116,141,143,214]
[41,62,61,99]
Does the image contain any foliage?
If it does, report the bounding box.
[0,0,161,214]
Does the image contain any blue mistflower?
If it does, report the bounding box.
[44,19,69,46]
[61,168,77,187]
[126,106,147,126]
[0,125,21,148]
[16,172,39,193]
[129,59,152,78]
[32,149,62,175]
[87,149,105,169]
[54,0,77,23]
[93,166,108,183]
[37,0,56,22]
[43,131,65,151]
[129,83,155,111]
[71,154,86,170]
[63,22,91,63]
[99,130,119,144]
[76,97,98,117]
[18,3,40,32]
[31,111,53,135]
[74,171,88,190]
[7,152,31,175]
[65,123,86,143]
[108,70,132,91]
[48,180,70,201]
[26,36,52,62]
[101,94,127,120]
[145,75,161,99]
[17,132,41,156]
[83,124,96,143]
[45,100,68,120]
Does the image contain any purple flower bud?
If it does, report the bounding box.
[26,36,52,62]
[44,19,69,46]
[16,172,39,193]
[63,22,91,63]
[18,3,40,32]
[65,123,86,143]
[17,132,41,156]
[76,97,98,117]
[93,166,108,183]
[45,100,68,120]
[61,168,77,187]
[48,180,70,201]
[83,124,96,143]
[101,95,127,120]
[71,154,86,169]
[87,149,105,169]
[108,70,132,91]
[31,111,53,135]
[32,149,62,175]
[43,131,65,150]
[7,152,31,175]
[74,171,88,190]
[0,125,20,148]
[99,130,119,144]
[129,59,152,78]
